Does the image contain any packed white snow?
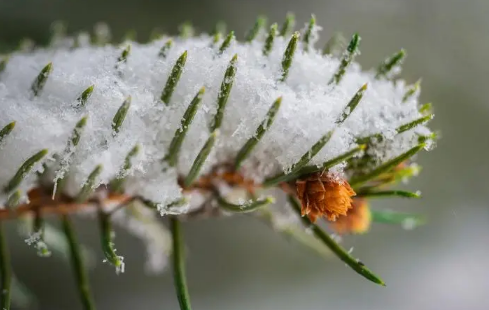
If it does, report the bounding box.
[0,32,432,207]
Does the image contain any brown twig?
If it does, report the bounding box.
[0,169,260,221]
[0,191,132,220]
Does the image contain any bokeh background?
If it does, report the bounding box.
[1,0,488,309]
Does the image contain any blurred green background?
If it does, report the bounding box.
[1,0,488,309]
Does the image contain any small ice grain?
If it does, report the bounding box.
[102,252,125,275]
[24,231,52,257]
[24,231,41,246]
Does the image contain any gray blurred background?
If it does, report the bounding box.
[1,0,488,309]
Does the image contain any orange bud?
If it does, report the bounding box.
[296,174,355,223]
[330,198,371,234]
